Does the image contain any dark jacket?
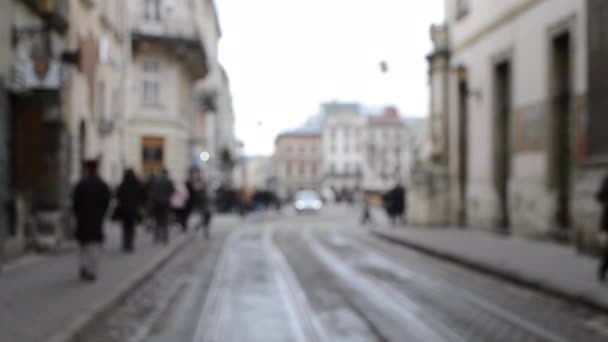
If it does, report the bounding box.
[384,186,406,216]
[148,174,175,209]
[116,174,145,221]
[73,174,111,244]
[596,175,608,231]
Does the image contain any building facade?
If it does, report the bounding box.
[274,132,323,198]
[193,0,236,187]
[2,0,70,255]
[419,0,607,251]
[362,107,416,192]
[321,102,365,194]
[409,23,452,226]
[66,0,128,188]
[125,0,208,183]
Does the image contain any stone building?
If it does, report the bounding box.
[362,107,416,192]
[321,102,365,194]
[1,0,70,255]
[66,0,128,187]
[274,131,323,198]
[419,0,607,251]
[193,0,237,187]
[409,23,452,226]
[124,0,208,182]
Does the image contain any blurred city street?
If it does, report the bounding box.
[3,0,608,341]
[4,206,603,342]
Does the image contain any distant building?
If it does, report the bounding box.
[274,131,323,198]
[321,102,366,194]
[362,107,419,192]
[233,156,273,190]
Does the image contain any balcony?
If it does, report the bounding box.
[132,17,208,78]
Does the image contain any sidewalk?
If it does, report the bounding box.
[370,219,608,312]
[0,222,192,342]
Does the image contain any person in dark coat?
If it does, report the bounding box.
[185,169,203,232]
[384,184,406,226]
[73,160,111,282]
[147,169,175,245]
[596,174,608,282]
[115,169,145,252]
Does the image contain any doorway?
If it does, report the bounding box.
[551,31,572,231]
[457,69,469,227]
[494,60,512,232]
[142,136,165,177]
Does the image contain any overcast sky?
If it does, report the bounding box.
[216,0,445,156]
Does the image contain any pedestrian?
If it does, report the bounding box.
[361,192,373,225]
[115,169,145,253]
[198,182,213,239]
[171,180,190,232]
[596,173,608,283]
[72,159,111,282]
[147,169,175,245]
[383,184,406,226]
[186,168,203,230]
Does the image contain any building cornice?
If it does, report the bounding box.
[453,0,545,54]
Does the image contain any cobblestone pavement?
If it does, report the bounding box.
[79,207,608,342]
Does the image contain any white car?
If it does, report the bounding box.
[294,191,323,212]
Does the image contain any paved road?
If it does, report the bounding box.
[80,207,608,342]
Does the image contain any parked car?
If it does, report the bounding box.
[294,190,323,213]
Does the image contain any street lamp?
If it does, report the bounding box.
[200,151,210,162]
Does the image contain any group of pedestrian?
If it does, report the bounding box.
[359,184,407,226]
[72,161,212,282]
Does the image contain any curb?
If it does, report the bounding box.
[46,236,192,342]
[371,229,608,315]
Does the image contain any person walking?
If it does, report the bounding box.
[383,184,406,226]
[115,169,145,253]
[171,181,190,232]
[148,169,175,245]
[596,173,608,282]
[360,192,373,225]
[72,160,111,282]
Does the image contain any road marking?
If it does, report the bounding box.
[192,230,239,342]
[264,225,329,342]
[303,229,462,342]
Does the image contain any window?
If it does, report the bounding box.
[111,88,120,119]
[344,144,350,153]
[96,80,105,119]
[311,163,318,176]
[144,0,161,20]
[456,0,470,20]
[299,163,305,176]
[142,60,161,106]
[286,162,292,176]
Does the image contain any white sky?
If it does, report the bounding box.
[216,0,445,156]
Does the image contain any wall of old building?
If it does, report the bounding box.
[445,0,588,237]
